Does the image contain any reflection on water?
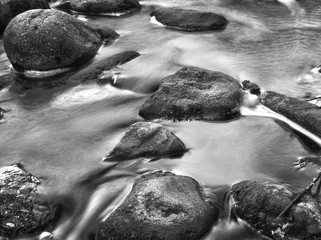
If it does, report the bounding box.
[1,0,321,239]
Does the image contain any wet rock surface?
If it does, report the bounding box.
[231,180,321,240]
[0,0,49,34]
[139,67,242,121]
[97,171,218,240]
[69,51,140,83]
[151,8,228,31]
[103,121,187,161]
[259,91,321,138]
[242,80,261,95]
[0,164,59,239]
[70,0,141,15]
[3,9,104,72]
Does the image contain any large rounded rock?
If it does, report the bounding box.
[3,9,104,72]
[139,67,242,121]
[151,8,228,31]
[97,171,218,240]
[0,0,49,34]
[0,164,59,239]
[103,121,188,161]
[259,91,321,138]
[70,0,141,15]
[231,180,321,240]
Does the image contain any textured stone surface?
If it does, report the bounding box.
[103,122,187,161]
[260,91,321,138]
[0,0,49,33]
[0,164,59,239]
[97,171,218,240]
[3,9,103,71]
[70,0,141,15]
[231,180,321,240]
[139,67,242,121]
[151,8,228,31]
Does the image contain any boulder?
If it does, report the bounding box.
[0,0,49,34]
[151,8,228,31]
[70,0,141,15]
[3,9,104,72]
[0,164,59,239]
[139,67,242,121]
[69,51,139,83]
[97,171,218,240]
[103,121,188,161]
[231,180,321,240]
[259,91,321,138]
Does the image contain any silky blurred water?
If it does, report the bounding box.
[1,0,321,239]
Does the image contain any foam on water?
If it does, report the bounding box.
[51,84,140,108]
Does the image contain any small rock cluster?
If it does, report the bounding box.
[0,164,59,239]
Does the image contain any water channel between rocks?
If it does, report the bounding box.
[1,0,321,239]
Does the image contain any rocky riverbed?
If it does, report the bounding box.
[1,0,321,239]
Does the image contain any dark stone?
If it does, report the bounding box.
[0,0,49,34]
[231,180,321,240]
[70,0,141,15]
[259,91,321,138]
[242,80,261,95]
[68,51,140,83]
[151,8,228,31]
[97,171,219,240]
[139,67,242,121]
[0,164,59,239]
[3,9,104,72]
[103,122,188,161]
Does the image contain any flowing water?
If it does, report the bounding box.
[1,0,321,239]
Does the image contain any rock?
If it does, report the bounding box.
[103,122,188,161]
[231,180,321,240]
[242,80,261,95]
[151,8,228,31]
[69,51,140,83]
[70,0,141,15]
[0,0,49,34]
[259,91,321,138]
[3,9,104,72]
[97,171,218,240]
[0,164,59,239]
[139,67,242,121]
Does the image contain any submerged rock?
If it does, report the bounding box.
[69,51,140,83]
[103,121,187,161]
[139,67,242,121]
[0,164,59,239]
[97,171,218,240]
[0,0,49,34]
[3,9,104,72]
[231,180,321,240]
[70,0,141,15]
[151,8,228,31]
[242,80,261,95]
[259,91,321,138]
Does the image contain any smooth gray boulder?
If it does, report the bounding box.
[151,8,228,31]
[0,164,59,239]
[0,0,49,33]
[231,180,321,240]
[103,121,188,161]
[97,171,219,240]
[139,67,242,121]
[259,91,321,138]
[3,9,104,72]
[70,0,141,15]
